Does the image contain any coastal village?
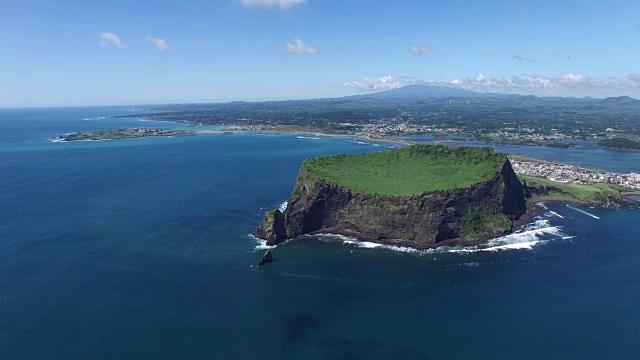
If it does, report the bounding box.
[510,158,640,189]
[230,121,591,143]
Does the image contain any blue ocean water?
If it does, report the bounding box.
[1,107,639,359]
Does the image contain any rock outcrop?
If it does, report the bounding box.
[258,250,273,266]
[255,145,528,249]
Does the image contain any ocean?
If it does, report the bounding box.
[1,107,639,359]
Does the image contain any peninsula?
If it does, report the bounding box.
[255,144,529,249]
[55,128,196,142]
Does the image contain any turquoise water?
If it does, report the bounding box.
[1,107,639,359]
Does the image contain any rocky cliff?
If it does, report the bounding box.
[255,145,528,249]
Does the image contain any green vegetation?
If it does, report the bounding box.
[60,128,195,141]
[460,210,512,239]
[520,174,630,203]
[264,210,277,223]
[302,144,506,196]
[597,137,640,151]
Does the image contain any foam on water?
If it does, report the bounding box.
[278,201,288,212]
[297,135,321,140]
[566,204,600,219]
[549,211,564,218]
[50,138,112,143]
[249,212,569,255]
[316,234,422,253]
[249,234,277,250]
[314,217,567,255]
[348,139,370,145]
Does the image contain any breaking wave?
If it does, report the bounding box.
[249,234,279,250]
[316,218,567,255]
[566,204,600,219]
[316,234,420,253]
[348,139,370,145]
[249,213,570,255]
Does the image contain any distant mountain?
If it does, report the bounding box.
[354,84,485,99]
[598,96,640,106]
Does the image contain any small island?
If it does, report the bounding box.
[55,128,196,142]
[256,144,529,249]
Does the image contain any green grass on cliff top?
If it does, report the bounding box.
[519,174,629,202]
[303,144,507,196]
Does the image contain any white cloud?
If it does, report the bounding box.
[285,39,318,54]
[240,0,306,9]
[99,32,125,48]
[146,36,169,51]
[344,76,401,91]
[559,73,586,83]
[409,45,434,55]
[412,72,640,97]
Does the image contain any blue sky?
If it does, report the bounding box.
[2,0,640,107]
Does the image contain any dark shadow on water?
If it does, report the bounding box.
[321,285,369,307]
[281,314,321,344]
[315,337,432,360]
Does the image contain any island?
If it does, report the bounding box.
[255,144,529,249]
[55,128,196,142]
[597,137,640,151]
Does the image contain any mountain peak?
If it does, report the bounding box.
[599,95,640,105]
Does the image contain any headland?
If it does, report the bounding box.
[255,144,528,249]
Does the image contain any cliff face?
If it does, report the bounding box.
[256,149,528,249]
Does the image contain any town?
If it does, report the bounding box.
[510,158,640,189]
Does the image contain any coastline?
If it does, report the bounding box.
[273,204,548,252]
[55,126,416,147]
[264,193,636,252]
[191,128,417,147]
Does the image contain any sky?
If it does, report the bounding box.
[2,0,640,107]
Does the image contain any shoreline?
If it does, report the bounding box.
[192,128,417,147]
[54,126,416,147]
[283,204,548,252]
[266,195,637,252]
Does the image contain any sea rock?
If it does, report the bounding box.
[258,250,273,266]
[255,210,287,246]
